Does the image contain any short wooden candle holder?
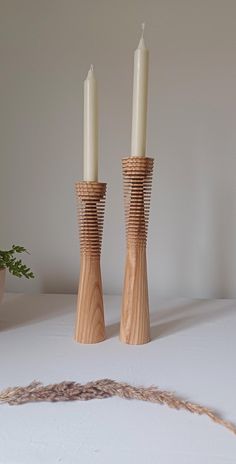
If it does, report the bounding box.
[74,181,106,344]
[120,157,154,345]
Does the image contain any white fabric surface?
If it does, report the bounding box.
[0,293,236,463]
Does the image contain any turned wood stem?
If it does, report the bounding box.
[120,157,154,345]
[75,182,106,344]
[75,255,105,343]
[120,244,150,344]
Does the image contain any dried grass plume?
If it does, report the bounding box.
[0,379,235,436]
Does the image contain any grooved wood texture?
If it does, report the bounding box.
[75,181,106,344]
[120,157,154,345]
[123,157,153,245]
[75,182,106,257]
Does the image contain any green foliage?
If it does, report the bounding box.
[0,245,34,279]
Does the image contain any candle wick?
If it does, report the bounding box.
[141,22,145,38]
[90,64,94,72]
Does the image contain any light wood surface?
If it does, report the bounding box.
[75,255,105,343]
[74,181,106,344]
[120,244,150,344]
[120,157,154,344]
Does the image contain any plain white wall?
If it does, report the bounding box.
[1,0,236,298]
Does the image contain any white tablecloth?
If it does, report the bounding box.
[0,294,236,463]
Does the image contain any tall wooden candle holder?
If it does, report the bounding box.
[75,181,106,344]
[120,157,154,345]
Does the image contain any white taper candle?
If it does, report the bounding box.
[83,65,98,181]
[131,24,149,157]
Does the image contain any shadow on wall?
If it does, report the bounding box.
[0,294,235,341]
[105,298,236,341]
[42,275,78,295]
[150,153,236,299]
[0,294,75,332]
[150,299,236,340]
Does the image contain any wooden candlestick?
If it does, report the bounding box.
[120,157,154,345]
[75,181,106,344]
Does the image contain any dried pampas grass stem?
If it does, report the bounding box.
[0,379,235,436]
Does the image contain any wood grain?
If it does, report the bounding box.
[120,157,154,345]
[75,255,105,343]
[74,182,106,344]
[120,244,150,344]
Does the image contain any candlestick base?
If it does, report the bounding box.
[120,157,154,345]
[75,181,106,344]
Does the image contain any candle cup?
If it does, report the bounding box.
[120,157,154,345]
[75,181,106,344]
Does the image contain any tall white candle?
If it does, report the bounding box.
[83,65,98,181]
[131,24,149,157]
